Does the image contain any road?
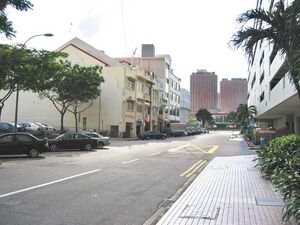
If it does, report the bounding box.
[0,131,243,225]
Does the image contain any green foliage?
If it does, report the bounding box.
[236,104,256,128]
[195,108,212,127]
[231,1,300,100]
[226,111,238,123]
[0,0,33,38]
[37,60,104,130]
[0,44,65,119]
[257,135,300,222]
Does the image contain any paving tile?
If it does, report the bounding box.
[157,156,287,225]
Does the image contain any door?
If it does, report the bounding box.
[110,126,119,137]
[59,133,75,149]
[0,134,17,154]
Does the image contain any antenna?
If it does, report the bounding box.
[131,47,137,67]
[120,0,128,55]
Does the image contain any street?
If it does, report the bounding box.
[0,131,243,225]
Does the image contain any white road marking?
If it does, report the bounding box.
[149,152,161,156]
[121,158,139,164]
[0,169,101,199]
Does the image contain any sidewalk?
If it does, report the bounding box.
[156,154,289,225]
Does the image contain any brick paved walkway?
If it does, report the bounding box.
[157,155,288,225]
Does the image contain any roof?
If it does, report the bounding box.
[56,37,122,67]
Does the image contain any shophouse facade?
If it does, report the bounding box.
[117,44,181,129]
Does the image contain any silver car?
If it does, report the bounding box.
[83,132,110,149]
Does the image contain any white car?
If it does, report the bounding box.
[18,122,40,132]
[83,132,110,149]
[34,122,55,131]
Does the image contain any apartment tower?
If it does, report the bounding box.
[220,78,247,113]
[190,70,218,114]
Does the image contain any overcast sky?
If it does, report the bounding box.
[1,0,256,90]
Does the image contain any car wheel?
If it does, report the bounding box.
[49,144,58,152]
[162,136,166,140]
[146,136,150,140]
[28,148,39,158]
[83,143,92,151]
[98,142,104,149]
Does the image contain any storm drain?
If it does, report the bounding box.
[247,167,259,171]
[255,198,285,206]
[180,205,220,220]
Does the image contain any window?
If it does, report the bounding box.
[127,80,135,90]
[127,102,134,111]
[0,135,13,143]
[144,85,150,95]
[259,71,265,84]
[137,104,142,112]
[137,81,143,92]
[251,74,256,89]
[16,135,32,142]
[260,91,265,102]
[166,78,169,84]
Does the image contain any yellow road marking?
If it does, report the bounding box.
[186,160,207,178]
[189,144,207,153]
[180,160,204,177]
[189,144,219,154]
[207,145,219,154]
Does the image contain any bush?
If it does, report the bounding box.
[256,135,300,222]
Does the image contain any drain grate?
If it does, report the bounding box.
[247,167,259,171]
[255,198,285,206]
[180,205,220,220]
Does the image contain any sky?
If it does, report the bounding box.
[1,0,256,90]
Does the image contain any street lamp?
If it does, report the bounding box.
[14,33,54,132]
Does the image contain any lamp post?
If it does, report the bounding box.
[14,33,54,132]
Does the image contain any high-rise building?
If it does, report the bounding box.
[220,78,247,113]
[248,0,299,134]
[179,88,191,123]
[190,70,218,114]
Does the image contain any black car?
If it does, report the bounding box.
[139,131,167,140]
[48,133,98,151]
[0,133,48,158]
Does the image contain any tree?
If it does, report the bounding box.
[226,111,238,123]
[36,61,104,131]
[66,65,104,131]
[231,1,300,100]
[0,44,64,120]
[195,108,212,127]
[0,0,33,38]
[236,104,257,128]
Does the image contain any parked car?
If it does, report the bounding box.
[18,122,42,135]
[48,133,98,151]
[0,133,48,158]
[139,131,167,140]
[200,128,209,134]
[34,122,55,131]
[0,122,23,133]
[83,132,110,149]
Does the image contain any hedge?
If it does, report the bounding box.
[256,135,300,222]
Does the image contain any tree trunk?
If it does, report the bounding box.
[74,109,78,132]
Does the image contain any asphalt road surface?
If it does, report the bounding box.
[0,130,244,225]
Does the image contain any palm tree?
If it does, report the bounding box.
[231,1,300,100]
[236,104,257,128]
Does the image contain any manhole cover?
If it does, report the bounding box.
[180,205,220,220]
